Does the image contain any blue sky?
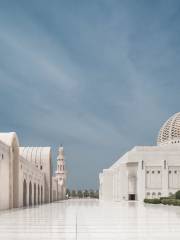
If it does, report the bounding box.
[0,0,180,189]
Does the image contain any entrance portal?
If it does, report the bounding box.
[128,194,136,200]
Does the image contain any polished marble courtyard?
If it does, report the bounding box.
[1,199,180,239]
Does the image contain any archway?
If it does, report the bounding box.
[128,176,137,201]
[34,183,36,205]
[29,181,32,206]
[38,185,40,204]
[41,186,43,204]
[23,179,27,207]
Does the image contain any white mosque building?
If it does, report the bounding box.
[99,112,180,202]
[0,132,67,210]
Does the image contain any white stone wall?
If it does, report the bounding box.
[19,147,52,204]
[0,141,11,210]
[100,145,180,202]
[52,177,58,202]
[0,132,67,211]
[19,156,45,208]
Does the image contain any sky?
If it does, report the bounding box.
[0,0,180,189]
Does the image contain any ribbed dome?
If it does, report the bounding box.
[157,112,180,145]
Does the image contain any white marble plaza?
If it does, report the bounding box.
[1,199,180,240]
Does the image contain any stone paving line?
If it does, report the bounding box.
[1,199,180,239]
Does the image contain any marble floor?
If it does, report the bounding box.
[1,199,180,239]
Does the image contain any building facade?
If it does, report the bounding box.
[99,112,180,202]
[0,132,67,210]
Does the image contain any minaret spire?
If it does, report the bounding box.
[56,145,67,200]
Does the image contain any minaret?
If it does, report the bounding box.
[56,145,67,200]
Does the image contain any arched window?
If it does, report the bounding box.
[146,192,150,199]
[152,192,156,198]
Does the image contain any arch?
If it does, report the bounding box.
[23,179,27,207]
[38,184,40,204]
[34,183,36,205]
[41,186,43,204]
[29,181,32,206]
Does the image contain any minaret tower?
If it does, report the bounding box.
[56,145,67,200]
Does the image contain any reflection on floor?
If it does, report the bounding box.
[1,199,180,239]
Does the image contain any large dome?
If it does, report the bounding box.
[157,112,180,145]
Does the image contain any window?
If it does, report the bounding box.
[40,165,43,170]
[146,171,149,174]
[158,170,160,174]
[1,154,3,159]
[169,170,171,174]
[169,192,173,196]
[152,192,156,196]
[174,170,177,174]
[158,192,161,196]
[152,170,154,174]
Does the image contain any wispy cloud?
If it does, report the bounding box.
[0,0,180,188]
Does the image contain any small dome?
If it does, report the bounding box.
[59,145,64,154]
[157,112,180,145]
[57,145,64,160]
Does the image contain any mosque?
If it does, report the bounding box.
[0,132,67,210]
[99,112,180,202]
